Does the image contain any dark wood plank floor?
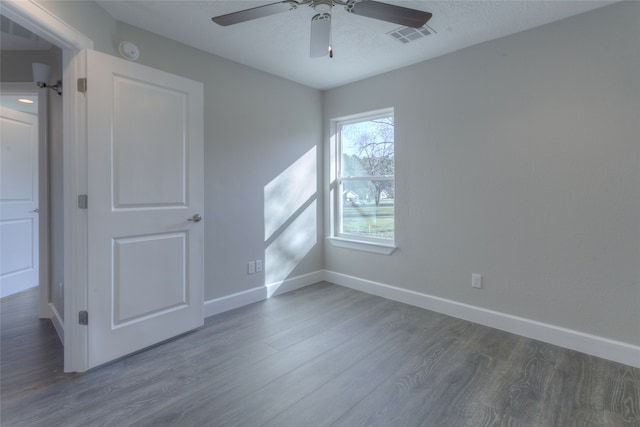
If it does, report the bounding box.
[2,282,639,426]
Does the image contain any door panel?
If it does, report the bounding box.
[113,77,187,208]
[0,107,39,298]
[113,232,187,326]
[87,50,204,368]
[0,220,33,275]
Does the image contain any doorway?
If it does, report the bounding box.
[1,27,61,339]
[3,1,205,373]
[0,89,41,300]
[1,2,92,371]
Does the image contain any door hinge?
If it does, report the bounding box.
[78,194,88,209]
[79,311,88,325]
[77,78,87,93]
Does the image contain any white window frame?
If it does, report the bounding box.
[328,108,397,255]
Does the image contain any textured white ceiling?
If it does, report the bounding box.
[0,95,38,114]
[96,1,616,90]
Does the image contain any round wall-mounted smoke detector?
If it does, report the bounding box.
[118,41,140,61]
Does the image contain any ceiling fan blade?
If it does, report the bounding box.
[350,1,432,28]
[310,13,331,58]
[212,1,297,26]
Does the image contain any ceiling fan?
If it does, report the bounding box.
[212,0,432,58]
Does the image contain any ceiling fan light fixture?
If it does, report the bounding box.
[313,0,333,14]
[310,12,332,58]
[212,0,432,58]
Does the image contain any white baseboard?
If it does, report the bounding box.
[324,270,640,369]
[201,269,639,368]
[204,270,325,318]
[50,303,64,343]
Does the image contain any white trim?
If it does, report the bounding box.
[62,49,89,373]
[266,270,326,298]
[324,270,640,368]
[327,237,397,255]
[203,269,640,367]
[36,86,50,319]
[0,1,93,50]
[204,271,324,318]
[331,108,396,249]
[332,107,395,125]
[204,286,266,318]
[50,302,64,343]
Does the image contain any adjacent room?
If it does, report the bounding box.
[1,0,638,425]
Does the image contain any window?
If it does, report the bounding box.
[333,108,395,249]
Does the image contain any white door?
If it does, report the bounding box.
[0,107,39,298]
[86,50,204,368]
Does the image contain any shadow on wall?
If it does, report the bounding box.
[263,146,317,295]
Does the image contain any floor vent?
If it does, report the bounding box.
[387,24,436,44]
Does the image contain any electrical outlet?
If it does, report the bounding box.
[255,259,263,273]
[472,274,482,289]
[248,261,255,275]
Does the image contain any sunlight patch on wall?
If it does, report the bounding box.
[264,146,318,294]
[265,200,317,294]
[264,146,317,241]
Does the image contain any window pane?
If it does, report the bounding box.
[342,180,394,239]
[341,116,394,177]
[334,108,395,244]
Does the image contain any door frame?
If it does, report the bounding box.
[0,82,48,315]
[2,0,93,372]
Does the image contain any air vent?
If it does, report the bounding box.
[387,24,435,44]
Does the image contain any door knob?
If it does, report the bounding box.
[188,214,202,223]
[31,208,39,213]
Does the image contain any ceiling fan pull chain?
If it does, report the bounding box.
[329,12,334,58]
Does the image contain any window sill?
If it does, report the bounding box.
[327,237,397,255]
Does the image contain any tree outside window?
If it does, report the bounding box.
[337,110,394,241]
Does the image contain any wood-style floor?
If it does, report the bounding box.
[1,283,639,426]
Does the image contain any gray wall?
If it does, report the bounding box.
[35,0,117,56]
[324,1,640,346]
[29,1,639,348]
[1,50,50,79]
[112,22,324,299]
[33,1,324,301]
